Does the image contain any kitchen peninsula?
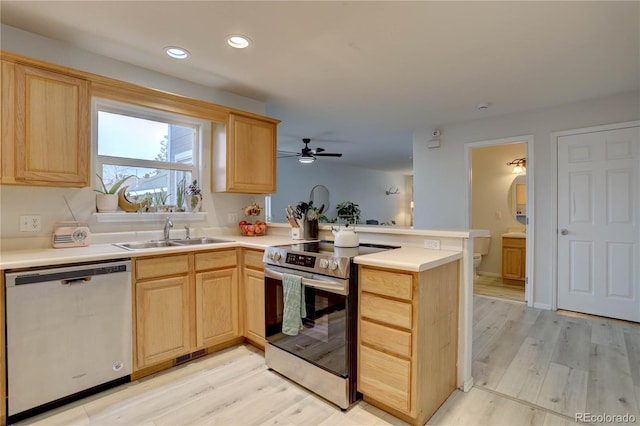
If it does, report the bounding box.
[0,224,486,424]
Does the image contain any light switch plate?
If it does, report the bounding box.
[227,212,239,225]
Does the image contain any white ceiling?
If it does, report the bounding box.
[1,1,638,173]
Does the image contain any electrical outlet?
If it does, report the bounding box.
[227,212,239,225]
[424,239,441,250]
[20,215,41,232]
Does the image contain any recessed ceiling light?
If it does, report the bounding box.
[226,35,251,49]
[164,46,190,59]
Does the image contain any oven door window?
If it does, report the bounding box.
[265,275,349,377]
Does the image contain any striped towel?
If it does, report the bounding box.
[282,273,306,335]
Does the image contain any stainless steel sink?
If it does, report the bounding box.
[113,240,177,250]
[114,237,234,251]
[170,237,234,245]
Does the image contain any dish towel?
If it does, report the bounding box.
[282,273,306,336]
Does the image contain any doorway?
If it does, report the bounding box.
[465,135,534,306]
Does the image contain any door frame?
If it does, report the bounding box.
[464,135,535,307]
[550,120,640,311]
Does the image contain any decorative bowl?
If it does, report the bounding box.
[239,221,267,236]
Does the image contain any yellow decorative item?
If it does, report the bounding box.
[117,187,149,212]
[239,201,266,235]
[243,202,262,216]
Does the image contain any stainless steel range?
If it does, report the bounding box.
[263,240,399,409]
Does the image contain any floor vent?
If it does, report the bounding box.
[175,354,191,364]
[191,349,206,359]
[175,349,207,365]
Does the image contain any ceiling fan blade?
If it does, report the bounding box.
[315,153,342,157]
[310,147,325,154]
[277,150,301,158]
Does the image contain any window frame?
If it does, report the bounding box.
[92,97,207,211]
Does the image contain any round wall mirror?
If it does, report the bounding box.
[509,175,527,225]
[310,184,330,213]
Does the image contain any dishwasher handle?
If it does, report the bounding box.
[61,276,92,286]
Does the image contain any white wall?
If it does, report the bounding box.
[413,90,640,308]
[471,143,526,276]
[271,159,411,226]
[0,25,266,240]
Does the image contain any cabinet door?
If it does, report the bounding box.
[195,268,239,348]
[226,114,276,193]
[12,64,90,186]
[243,268,265,347]
[136,276,191,369]
[359,345,411,412]
[502,246,525,280]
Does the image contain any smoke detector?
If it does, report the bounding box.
[476,102,490,110]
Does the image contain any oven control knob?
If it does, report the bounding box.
[329,259,339,270]
[267,251,281,261]
[319,258,329,269]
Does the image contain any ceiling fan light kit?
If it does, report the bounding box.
[299,154,315,164]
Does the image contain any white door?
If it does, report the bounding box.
[557,125,640,322]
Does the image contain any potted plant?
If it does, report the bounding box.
[186,180,202,212]
[153,190,173,212]
[335,201,361,224]
[94,173,133,212]
[176,177,187,212]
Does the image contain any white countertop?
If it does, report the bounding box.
[354,246,463,272]
[0,235,463,272]
[0,235,294,270]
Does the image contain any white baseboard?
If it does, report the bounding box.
[533,302,551,310]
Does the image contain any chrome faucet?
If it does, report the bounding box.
[184,225,191,240]
[163,217,173,241]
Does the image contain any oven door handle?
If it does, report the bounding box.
[264,267,348,296]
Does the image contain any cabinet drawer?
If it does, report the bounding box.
[195,249,237,271]
[136,255,189,280]
[359,345,411,412]
[502,237,526,248]
[243,249,264,270]
[360,319,411,358]
[360,268,412,301]
[360,292,412,329]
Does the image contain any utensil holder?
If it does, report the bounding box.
[291,227,303,240]
[303,219,319,240]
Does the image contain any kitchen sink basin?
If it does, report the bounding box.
[170,237,234,245]
[114,240,177,250]
[114,237,234,251]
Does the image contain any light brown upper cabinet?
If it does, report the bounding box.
[1,59,90,187]
[212,113,278,194]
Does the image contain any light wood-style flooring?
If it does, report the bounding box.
[474,274,525,302]
[15,296,639,426]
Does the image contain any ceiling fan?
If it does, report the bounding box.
[279,138,343,164]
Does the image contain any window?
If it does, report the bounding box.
[94,99,205,209]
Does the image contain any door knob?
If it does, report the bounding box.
[560,229,569,235]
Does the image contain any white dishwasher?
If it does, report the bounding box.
[5,259,133,420]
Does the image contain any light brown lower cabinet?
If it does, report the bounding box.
[358,261,459,426]
[502,237,526,283]
[134,249,240,371]
[195,268,239,348]
[241,249,266,348]
[135,274,191,368]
